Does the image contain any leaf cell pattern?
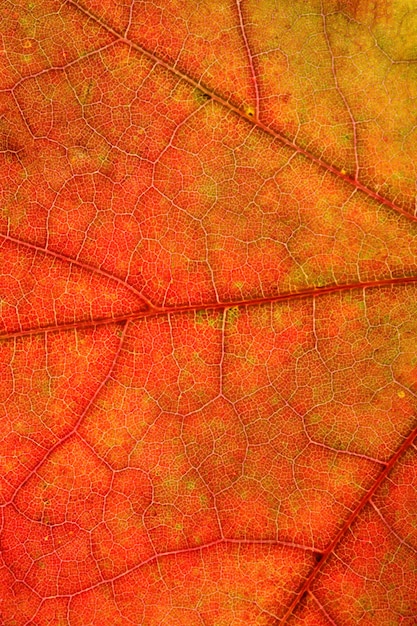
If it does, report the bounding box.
[0,0,417,624]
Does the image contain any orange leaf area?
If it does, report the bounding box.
[0,0,417,624]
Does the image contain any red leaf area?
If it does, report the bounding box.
[1,0,417,624]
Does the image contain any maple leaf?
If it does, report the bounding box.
[1,0,417,624]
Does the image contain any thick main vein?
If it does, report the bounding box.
[64,0,417,225]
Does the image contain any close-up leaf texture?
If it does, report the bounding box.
[1,0,417,624]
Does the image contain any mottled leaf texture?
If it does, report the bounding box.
[1,0,417,624]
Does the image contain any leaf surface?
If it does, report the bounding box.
[1,1,417,624]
